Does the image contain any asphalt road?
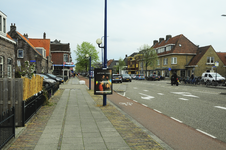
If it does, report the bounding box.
[111,80,226,150]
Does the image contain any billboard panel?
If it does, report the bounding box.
[94,68,112,95]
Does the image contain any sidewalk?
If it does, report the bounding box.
[5,77,165,150]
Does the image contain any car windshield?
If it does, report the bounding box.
[122,74,130,77]
[212,73,222,77]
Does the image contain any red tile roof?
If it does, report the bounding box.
[217,52,226,65]
[153,34,198,55]
[29,39,51,56]
[16,31,41,56]
[188,46,210,66]
[107,59,114,67]
[6,34,13,40]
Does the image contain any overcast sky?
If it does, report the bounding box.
[2,0,226,64]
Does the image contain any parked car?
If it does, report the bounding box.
[147,74,160,81]
[36,74,56,87]
[122,74,132,82]
[112,74,122,83]
[135,74,145,80]
[43,73,64,83]
[130,74,136,80]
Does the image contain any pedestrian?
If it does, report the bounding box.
[190,73,195,84]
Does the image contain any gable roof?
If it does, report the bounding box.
[107,59,114,67]
[217,52,226,66]
[153,34,198,55]
[16,31,42,56]
[29,38,51,56]
[187,46,210,66]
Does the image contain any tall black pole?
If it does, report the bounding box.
[89,56,91,90]
[103,0,107,106]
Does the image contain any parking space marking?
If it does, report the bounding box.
[158,93,164,95]
[171,117,183,123]
[144,90,148,92]
[127,97,131,99]
[154,109,162,113]
[196,129,216,139]
[142,104,148,107]
[214,106,226,110]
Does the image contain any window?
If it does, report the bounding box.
[157,59,160,65]
[207,57,214,64]
[0,15,2,31]
[0,56,3,78]
[36,48,46,58]
[3,18,6,33]
[7,58,12,78]
[63,54,69,62]
[17,49,24,58]
[163,58,168,65]
[171,57,177,64]
[166,46,172,51]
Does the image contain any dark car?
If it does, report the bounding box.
[148,74,160,81]
[43,73,64,83]
[135,74,145,80]
[122,74,132,82]
[112,74,122,83]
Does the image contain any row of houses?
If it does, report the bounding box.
[0,11,74,78]
[121,34,226,78]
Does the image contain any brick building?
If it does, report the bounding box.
[8,24,50,75]
[51,40,74,76]
[0,11,16,78]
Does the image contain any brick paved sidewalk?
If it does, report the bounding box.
[5,89,64,150]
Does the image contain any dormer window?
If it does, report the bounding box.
[35,47,46,58]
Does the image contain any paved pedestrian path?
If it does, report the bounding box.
[5,77,165,150]
[34,78,130,150]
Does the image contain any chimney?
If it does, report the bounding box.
[166,35,172,41]
[153,40,158,46]
[10,23,16,32]
[23,33,28,39]
[43,32,46,39]
[159,38,164,43]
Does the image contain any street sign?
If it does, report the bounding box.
[168,68,171,71]
[215,61,219,67]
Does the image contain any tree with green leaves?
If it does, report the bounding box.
[74,42,99,72]
[138,44,158,77]
[113,58,126,74]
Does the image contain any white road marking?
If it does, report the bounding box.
[126,97,131,99]
[139,93,154,100]
[133,100,138,102]
[214,106,226,110]
[142,104,148,107]
[171,92,199,98]
[158,93,164,95]
[179,98,189,101]
[144,90,148,92]
[196,129,216,139]
[119,102,133,106]
[154,109,162,113]
[171,117,183,123]
[134,87,138,89]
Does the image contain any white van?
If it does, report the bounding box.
[202,72,225,83]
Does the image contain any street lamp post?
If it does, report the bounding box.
[96,0,107,106]
[86,54,91,90]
